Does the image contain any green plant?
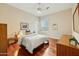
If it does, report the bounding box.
[69,37,78,46]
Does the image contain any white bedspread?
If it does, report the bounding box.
[18,34,48,53]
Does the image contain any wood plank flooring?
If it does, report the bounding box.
[18,38,58,56]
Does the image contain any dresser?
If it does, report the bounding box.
[0,24,8,56]
[57,35,79,56]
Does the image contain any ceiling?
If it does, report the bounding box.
[7,3,74,16]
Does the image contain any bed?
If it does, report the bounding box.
[17,33,48,53]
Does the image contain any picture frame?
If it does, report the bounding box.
[20,23,29,30]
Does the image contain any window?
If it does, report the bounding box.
[40,16,48,31]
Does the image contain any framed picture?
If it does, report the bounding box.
[20,23,29,30]
[73,4,79,33]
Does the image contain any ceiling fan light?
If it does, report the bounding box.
[37,8,41,10]
[37,10,42,14]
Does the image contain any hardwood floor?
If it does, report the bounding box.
[18,38,57,56]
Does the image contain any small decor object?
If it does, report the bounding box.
[20,23,29,30]
[14,32,20,39]
[33,30,35,33]
[69,37,78,46]
[25,28,30,32]
[25,29,30,35]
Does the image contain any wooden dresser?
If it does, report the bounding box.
[57,35,79,56]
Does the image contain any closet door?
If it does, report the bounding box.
[0,24,7,56]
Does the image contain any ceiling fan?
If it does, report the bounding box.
[37,3,50,14]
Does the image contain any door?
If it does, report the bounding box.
[0,24,7,56]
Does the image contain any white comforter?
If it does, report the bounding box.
[18,34,48,53]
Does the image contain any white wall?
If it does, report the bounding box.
[39,8,72,39]
[0,4,73,40]
[0,4,39,38]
